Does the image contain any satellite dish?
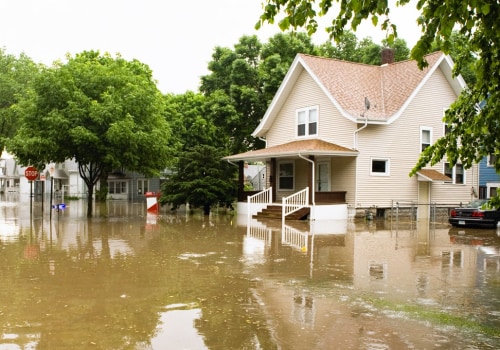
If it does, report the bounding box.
[364,97,370,110]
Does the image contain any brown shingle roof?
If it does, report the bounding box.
[416,168,452,182]
[223,139,358,162]
[299,51,443,120]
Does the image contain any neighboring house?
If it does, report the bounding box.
[224,51,477,221]
[0,156,20,193]
[479,154,500,199]
[244,162,267,191]
[1,153,162,201]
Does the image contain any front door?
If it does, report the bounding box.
[316,162,330,192]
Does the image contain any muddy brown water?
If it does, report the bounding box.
[1,195,499,349]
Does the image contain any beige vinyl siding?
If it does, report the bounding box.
[355,66,472,207]
[331,156,357,204]
[266,69,355,148]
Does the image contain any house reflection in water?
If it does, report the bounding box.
[243,216,352,280]
[241,216,500,347]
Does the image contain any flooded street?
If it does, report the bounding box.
[1,195,500,349]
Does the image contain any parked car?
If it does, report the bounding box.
[449,199,500,228]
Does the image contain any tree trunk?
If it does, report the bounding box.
[203,204,211,216]
[87,184,94,217]
[96,169,109,202]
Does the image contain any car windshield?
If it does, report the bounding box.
[465,199,489,208]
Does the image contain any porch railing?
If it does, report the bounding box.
[247,187,273,221]
[282,187,309,226]
[282,223,309,252]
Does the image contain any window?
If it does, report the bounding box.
[138,179,149,195]
[297,106,318,137]
[420,127,432,152]
[487,154,497,167]
[370,158,390,176]
[444,163,465,184]
[278,161,294,190]
[108,180,127,194]
[489,186,498,198]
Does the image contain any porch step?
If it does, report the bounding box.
[252,205,310,221]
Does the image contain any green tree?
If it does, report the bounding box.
[160,92,237,215]
[0,48,42,151]
[200,32,318,155]
[259,32,318,102]
[258,0,500,204]
[7,51,170,217]
[317,31,409,64]
[200,36,266,154]
[160,144,236,215]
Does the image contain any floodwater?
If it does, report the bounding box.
[1,195,499,350]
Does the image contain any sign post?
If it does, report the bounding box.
[25,166,39,216]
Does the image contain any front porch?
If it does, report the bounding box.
[224,139,358,222]
[238,187,349,222]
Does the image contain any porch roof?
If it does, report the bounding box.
[416,168,452,182]
[223,139,358,162]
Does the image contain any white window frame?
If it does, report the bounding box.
[278,160,295,191]
[487,154,497,167]
[108,180,127,194]
[420,126,432,152]
[137,179,149,195]
[370,158,390,177]
[444,162,465,185]
[486,183,500,198]
[296,106,318,138]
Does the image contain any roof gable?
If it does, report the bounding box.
[253,52,466,137]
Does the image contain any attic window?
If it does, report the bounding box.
[297,106,318,137]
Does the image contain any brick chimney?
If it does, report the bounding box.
[381,48,395,65]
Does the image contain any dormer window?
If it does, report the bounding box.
[297,106,318,137]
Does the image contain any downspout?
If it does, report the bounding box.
[353,115,368,150]
[298,153,315,206]
[353,97,370,215]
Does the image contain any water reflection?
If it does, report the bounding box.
[0,196,499,349]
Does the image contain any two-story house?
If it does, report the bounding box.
[224,51,476,221]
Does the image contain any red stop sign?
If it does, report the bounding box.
[25,166,39,181]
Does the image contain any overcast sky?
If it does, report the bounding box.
[0,0,421,94]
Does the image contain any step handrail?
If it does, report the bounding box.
[282,187,309,226]
[247,187,272,220]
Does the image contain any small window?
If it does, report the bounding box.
[487,154,497,167]
[444,163,465,184]
[489,187,498,198]
[455,164,464,184]
[370,158,390,176]
[420,127,432,152]
[278,162,294,190]
[297,107,318,137]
